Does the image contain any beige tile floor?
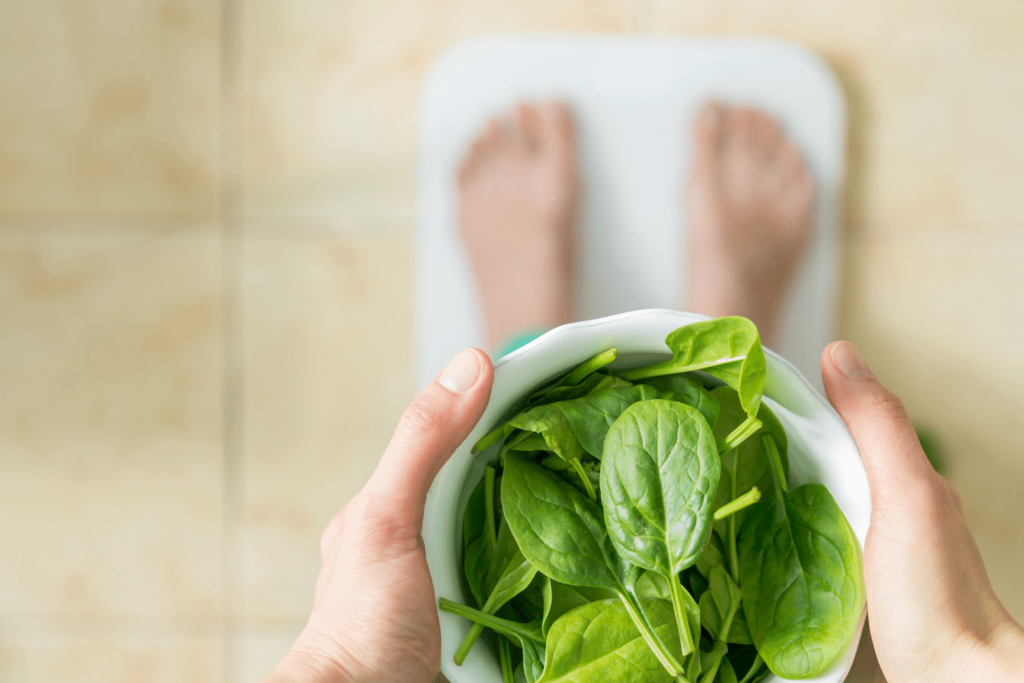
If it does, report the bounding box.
[1,0,1022,681]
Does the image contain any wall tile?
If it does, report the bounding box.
[240,228,414,618]
[652,0,1024,233]
[238,0,635,222]
[0,227,225,618]
[0,0,222,217]
[842,228,1024,621]
[0,629,223,683]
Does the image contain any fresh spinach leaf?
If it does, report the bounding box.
[542,579,617,637]
[634,571,704,681]
[637,373,721,428]
[555,385,662,459]
[454,514,540,665]
[618,317,766,418]
[711,387,788,506]
[601,400,721,656]
[737,436,864,679]
[695,529,728,578]
[537,599,682,683]
[504,405,596,500]
[711,387,789,582]
[501,453,685,676]
[463,473,494,608]
[699,566,752,645]
[473,350,619,454]
[588,373,634,394]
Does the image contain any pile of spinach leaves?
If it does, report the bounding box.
[441,317,864,683]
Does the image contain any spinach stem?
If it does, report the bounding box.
[617,592,685,676]
[453,574,503,663]
[439,598,544,646]
[498,636,514,683]
[763,435,788,494]
[667,573,696,657]
[716,416,763,454]
[484,466,497,552]
[713,487,761,521]
[699,582,740,683]
[563,348,618,385]
[472,424,505,453]
[570,459,597,501]
[737,655,765,683]
[727,452,740,584]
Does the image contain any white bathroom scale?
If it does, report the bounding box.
[415,35,845,390]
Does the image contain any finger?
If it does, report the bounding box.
[821,341,935,506]
[364,347,494,530]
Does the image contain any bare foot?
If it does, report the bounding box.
[458,103,577,350]
[685,104,814,347]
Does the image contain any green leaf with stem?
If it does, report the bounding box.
[601,400,721,659]
[472,350,620,453]
[501,454,686,677]
[536,599,685,683]
[698,567,743,683]
[617,318,766,418]
[710,387,789,582]
[439,598,546,682]
[636,373,721,428]
[737,435,864,678]
[454,515,540,665]
[504,405,596,500]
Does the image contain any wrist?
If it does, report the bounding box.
[264,639,362,683]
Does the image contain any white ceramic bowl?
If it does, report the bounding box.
[423,309,870,683]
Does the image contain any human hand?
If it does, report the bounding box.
[821,341,1024,683]
[265,348,494,683]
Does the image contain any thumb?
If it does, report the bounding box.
[821,341,934,506]
[364,347,494,530]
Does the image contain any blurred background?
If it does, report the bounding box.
[0,0,1022,681]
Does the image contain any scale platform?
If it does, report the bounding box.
[415,35,845,390]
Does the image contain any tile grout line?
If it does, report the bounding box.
[221,0,246,680]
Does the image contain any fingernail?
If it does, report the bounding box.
[439,348,481,394]
[831,341,873,379]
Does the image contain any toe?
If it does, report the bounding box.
[777,141,815,219]
[517,103,544,151]
[538,101,575,153]
[752,112,783,161]
[729,107,759,151]
[459,119,500,183]
[694,102,725,159]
